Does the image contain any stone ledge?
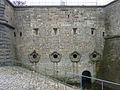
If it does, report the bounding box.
[0,18,6,22]
[104,35,120,40]
[0,60,12,66]
[14,6,105,8]
[0,21,15,29]
[0,5,5,9]
[104,0,118,7]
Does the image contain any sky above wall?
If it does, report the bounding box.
[9,0,115,6]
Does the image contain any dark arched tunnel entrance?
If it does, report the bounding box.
[82,71,92,89]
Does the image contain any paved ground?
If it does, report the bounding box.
[0,66,77,90]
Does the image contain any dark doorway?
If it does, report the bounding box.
[82,71,92,89]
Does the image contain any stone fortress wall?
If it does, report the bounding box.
[0,0,120,83]
[98,0,120,84]
[14,6,105,78]
[0,0,15,64]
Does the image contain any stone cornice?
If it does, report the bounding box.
[105,35,120,40]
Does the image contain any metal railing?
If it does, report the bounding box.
[0,60,120,90]
[66,72,120,90]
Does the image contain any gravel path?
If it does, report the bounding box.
[0,66,77,90]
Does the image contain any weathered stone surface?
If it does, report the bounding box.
[97,1,120,88]
[0,0,120,88]
[0,24,15,63]
[104,0,120,36]
[14,7,105,78]
[0,0,15,64]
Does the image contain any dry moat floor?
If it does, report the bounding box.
[0,66,77,90]
[0,66,116,90]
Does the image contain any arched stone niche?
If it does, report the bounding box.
[49,52,62,63]
[82,70,92,89]
[70,51,81,63]
[28,50,40,64]
[89,51,101,62]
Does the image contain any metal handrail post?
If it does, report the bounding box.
[54,64,56,89]
[65,72,67,90]
[102,81,104,90]
[80,76,82,90]
[29,64,33,85]
[44,66,46,84]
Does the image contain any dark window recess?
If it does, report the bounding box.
[68,14,70,18]
[73,54,77,58]
[103,32,105,36]
[33,28,39,35]
[73,28,77,34]
[53,28,57,35]
[91,28,95,35]
[20,32,22,37]
[33,54,37,59]
[14,32,16,37]
[53,54,58,59]
[91,30,94,35]
[82,71,92,89]
[93,53,97,58]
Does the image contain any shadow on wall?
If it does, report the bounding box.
[97,37,120,90]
